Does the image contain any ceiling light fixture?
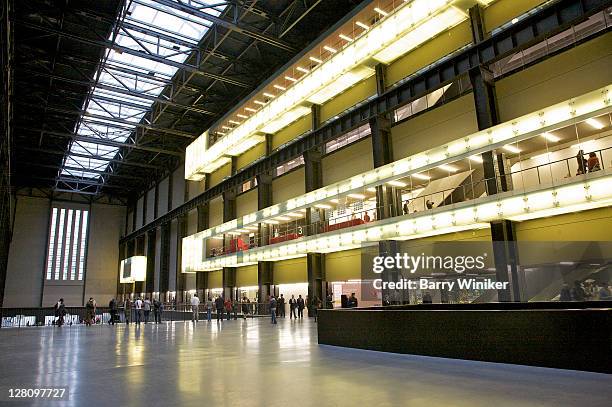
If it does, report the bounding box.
[285,76,297,82]
[387,180,407,187]
[296,66,309,74]
[254,100,266,106]
[347,193,366,199]
[374,7,388,16]
[438,164,458,172]
[469,155,483,163]
[323,45,337,53]
[245,107,257,112]
[412,173,431,180]
[585,118,604,129]
[309,56,323,64]
[339,34,353,42]
[263,92,275,98]
[541,132,560,142]
[274,84,286,91]
[356,21,369,30]
[503,144,521,154]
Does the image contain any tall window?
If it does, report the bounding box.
[45,207,90,281]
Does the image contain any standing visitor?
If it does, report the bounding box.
[278,294,286,318]
[289,295,297,319]
[54,298,66,327]
[191,294,200,322]
[215,296,224,322]
[206,297,213,322]
[269,296,277,324]
[297,295,305,319]
[143,298,151,323]
[85,297,96,326]
[108,298,118,325]
[153,298,162,324]
[134,297,143,325]
[124,298,132,324]
[224,297,232,321]
[348,293,359,308]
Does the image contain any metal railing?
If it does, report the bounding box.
[206,146,611,258]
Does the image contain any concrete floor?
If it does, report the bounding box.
[0,318,610,407]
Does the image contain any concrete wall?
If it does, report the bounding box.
[4,196,125,307]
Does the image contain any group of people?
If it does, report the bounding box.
[123,297,164,324]
[576,150,601,175]
[190,294,247,323]
[559,280,611,301]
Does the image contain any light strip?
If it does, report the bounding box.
[185,0,479,179]
[184,85,612,243]
[182,172,612,271]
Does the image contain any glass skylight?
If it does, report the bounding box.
[61,0,226,181]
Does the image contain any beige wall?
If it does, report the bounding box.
[273,168,305,204]
[322,138,374,186]
[273,257,307,284]
[237,189,258,218]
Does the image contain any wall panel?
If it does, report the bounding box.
[273,257,307,284]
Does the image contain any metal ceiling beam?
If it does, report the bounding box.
[16,126,184,156]
[31,175,128,190]
[19,146,166,169]
[22,162,146,180]
[17,102,196,138]
[15,19,251,88]
[139,0,296,52]
[18,69,217,116]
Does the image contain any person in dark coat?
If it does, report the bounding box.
[215,296,225,322]
[153,299,163,324]
[108,298,118,325]
[54,298,66,327]
[297,295,305,318]
[289,295,297,319]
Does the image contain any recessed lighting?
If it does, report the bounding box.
[309,56,323,64]
[374,7,388,16]
[254,100,266,106]
[245,107,257,113]
[296,66,309,74]
[263,92,275,98]
[412,173,431,180]
[366,187,377,192]
[356,21,369,30]
[315,204,332,209]
[228,120,240,125]
[503,145,521,154]
[541,132,560,142]
[263,220,279,225]
[222,125,231,130]
[216,131,226,136]
[286,212,303,218]
[237,114,248,119]
[347,193,366,199]
[387,180,407,187]
[339,34,353,42]
[273,84,286,91]
[299,209,307,213]
[438,164,458,172]
[469,155,483,163]
[276,216,291,221]
[323,45,337,53]
[330,199,339,203]
[285,75,297,82]
[585,118,604,129]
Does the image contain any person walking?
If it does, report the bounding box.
[153,298,162,323]
[269,296,277,324]
[191,294,200,322]
[134,297,143,325]
[215,296,225,322]
[54,298,66,327]
[289,295,297,319]
[85,297,96,326]
[108,298,118,325]
[297,295,305,319]
[205,297,213,322]
[312,296,322,322]
[124,298,132,324]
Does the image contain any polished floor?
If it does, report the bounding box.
[0,317,610,407]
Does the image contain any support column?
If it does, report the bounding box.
[134,235,145,294]
[470,5,517,302]
[256,172,273,247]
[145,229,155,295]
[159,222,171,301]
[304,147,325,306]
[131,202,137,232]
[142,192,147,227]
[222,189,237,299]
[370,114,400,219]
[196,271,208,300]
[153,182,159,219]
[257,262,273,303]
[197,176,210,232]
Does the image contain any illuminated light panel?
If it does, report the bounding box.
[120,256,147,283]
[286,212,303,218]
[330,199,339,203]
[222,126,231,130]
[276,216,292,221]
[585,118,604,129]
[347,193,366,199]
[274,84,286,91]
[412,173,431,180]
[260,105,311,134]
[184,0,473,179]
[254,100,266,106]
[229,120,240,125]
[181,174,612,272]
[237,114,248,119]
[323,45,337,53]
[542,132,560,142]
[387,180,407,187]
[367,187,377,192]
[315,204,332,209]
[356,21,369,29]
[469,155,483,163]
[263,92,275,98]
[438,164,458,172]
[503,144,521,154]
[244,107,257,112]
[374,7,388,16]
[339,34,354,42]
[285,76,298,82]
[309,56,323,64]
[296,66,309,74]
